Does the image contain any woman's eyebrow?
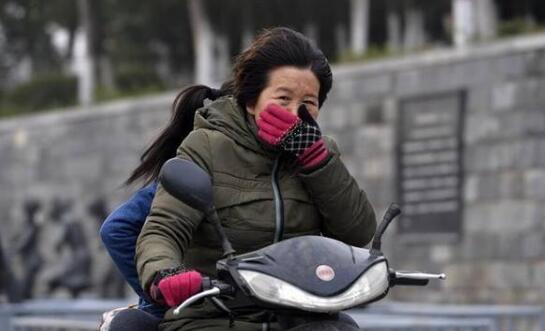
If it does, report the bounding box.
[304,93,318,99]
[274,86,318,100]
[274,86,293,93]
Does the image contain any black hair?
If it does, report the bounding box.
[233,27,332,109]
[125,85,228,186]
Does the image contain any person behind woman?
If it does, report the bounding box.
[99,85,229,331]
[136,27,377,331]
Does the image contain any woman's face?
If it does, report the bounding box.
[246,66,320,120]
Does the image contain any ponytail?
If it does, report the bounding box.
[125,84,227,186]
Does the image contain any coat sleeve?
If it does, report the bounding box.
[298,137,376,247]
[136,129,212,294]
[100,183,157,299]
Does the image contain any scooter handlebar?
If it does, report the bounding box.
[391,271,446,287]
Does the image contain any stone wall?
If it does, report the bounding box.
[1,33,545,303]
[0,94,175,300]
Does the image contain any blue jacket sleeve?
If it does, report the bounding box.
[100,183,157,300]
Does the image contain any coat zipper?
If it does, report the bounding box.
[271,155,284,242]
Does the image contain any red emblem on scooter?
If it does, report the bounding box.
[316,265,335,281]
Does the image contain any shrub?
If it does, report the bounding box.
[5,73,77,114]
[498,18,545,37]
[114,66,164,93]
[336,46,394,63]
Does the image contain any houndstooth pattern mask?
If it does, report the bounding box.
[281,121,321,156]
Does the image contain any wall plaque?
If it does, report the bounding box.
[397,92,465,241]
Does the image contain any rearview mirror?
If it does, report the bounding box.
[159,158,213,213]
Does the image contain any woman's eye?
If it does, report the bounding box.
[278,96,290,101]
[304,100,317,107]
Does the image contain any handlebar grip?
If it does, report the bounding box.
[391,271,446,287]
[202,277,214,291]
[393,277,430,286]
[201,277,234,294]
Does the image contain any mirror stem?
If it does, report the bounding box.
[206,208,236,259]
[370,203,401,256]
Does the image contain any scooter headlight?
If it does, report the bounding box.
[238,261,388,313]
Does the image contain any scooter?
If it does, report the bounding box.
[159,158,446,330]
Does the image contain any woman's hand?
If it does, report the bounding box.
[150,268,202,307]
[257,104,330,170]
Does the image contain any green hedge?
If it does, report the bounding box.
[115,66,164,92]
[336,46,395,64]
[498,19,545,37]
[0,67,166,118]
[1,73,77,117]
[95,66,166,102]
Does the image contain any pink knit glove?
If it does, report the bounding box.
[150,269,202,307]
[257,104,330,170]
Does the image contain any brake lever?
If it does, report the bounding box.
[173,278,235,315]
[173,287,221,315]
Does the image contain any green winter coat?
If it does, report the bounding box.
[136,96,376,331]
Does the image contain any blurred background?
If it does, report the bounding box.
[1,0,544,115]
[1,0,545,330]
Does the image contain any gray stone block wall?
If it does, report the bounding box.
[2,33,545,304]
[0,93,174,300]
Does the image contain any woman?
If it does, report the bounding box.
[99,85,229,331]
[136,27,376,331]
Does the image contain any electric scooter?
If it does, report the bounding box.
[159,158,446,330]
